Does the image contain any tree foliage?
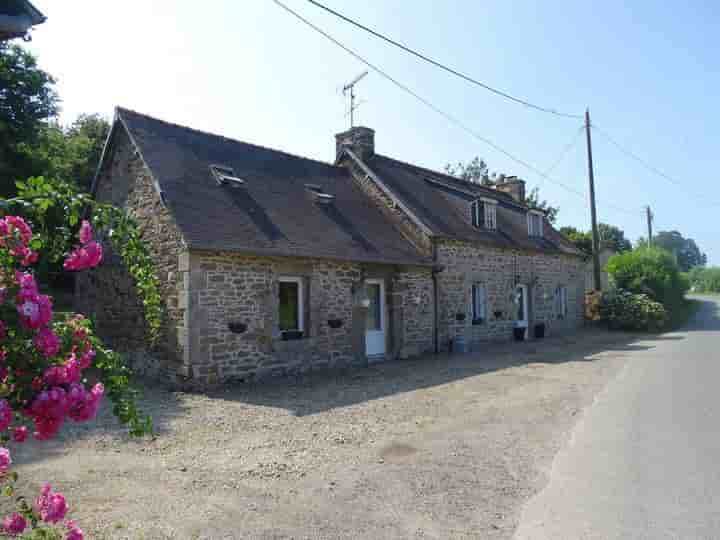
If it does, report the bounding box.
[638,230,707,272]
[0,44,59,197]
[559,222,632,256]
[687,267,720,293]
[445,156,560,223]
[605,246,689,310]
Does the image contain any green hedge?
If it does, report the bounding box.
[687,267,720,293]
[606,246,688,310]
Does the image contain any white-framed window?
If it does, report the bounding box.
[528,211,544,237]
[471,198,497,230]
[278,276,304,336]
[471,282,487,321]
[555,285,568,319]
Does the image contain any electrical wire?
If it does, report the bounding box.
[305,0,583,119]
[542,126,585,177]
[592,125,720,207]
[273,0,638,216]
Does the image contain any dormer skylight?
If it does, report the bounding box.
[210,165,245,187]
[304,183,335,204]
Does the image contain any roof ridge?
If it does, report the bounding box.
[115,106,342,171]
[374,153,515,202]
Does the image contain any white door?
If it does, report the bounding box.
[365,279,386,358]
[516,284,529,338]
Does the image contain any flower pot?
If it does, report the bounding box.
[534,323,546,339]
[513,327,525,341]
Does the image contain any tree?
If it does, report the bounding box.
[0,43,59,197]
[559,226,592,255]
[19,114,110,191]
[560,222,632,255]
[445,156,560,223]
[598,223,632,253]
[641,230,707,272]
[444,157,493,185]
[526,186,559,224]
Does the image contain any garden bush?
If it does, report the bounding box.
[600,289,668,332]
[605,246,688,310]
[687,267,720,293]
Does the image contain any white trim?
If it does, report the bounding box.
[278,276,304,333]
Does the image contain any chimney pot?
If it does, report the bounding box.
[494,176,526,202]
[335,126,375,162]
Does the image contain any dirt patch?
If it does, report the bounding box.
[379,442,418,461]
[7,329,644,539]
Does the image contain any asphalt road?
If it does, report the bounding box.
[514,296,720,540]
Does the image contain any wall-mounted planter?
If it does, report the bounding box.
[493,310,504,320]
[455,313,467,322]
[472,317,484,326]
[281,330,304,341]
[227,321,247,334]
[327,318,343,329]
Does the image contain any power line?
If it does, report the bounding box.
[273,0,638,216]
[592,125,720,207]
[304,0,583,120]
[543,126,584,177]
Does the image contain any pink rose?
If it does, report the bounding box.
[35,484,69,524]
[0,448,11,473]
[16,292,52,329]
[78,220,93,245]
[63,241,102,271]
[66,525,84,540]
[0,400,12,432]
[2,512,26,535]
[34,328,61,358]
[12,426,28,444]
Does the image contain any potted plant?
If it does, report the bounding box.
[327,318,343,329]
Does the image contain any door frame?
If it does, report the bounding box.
[516,284,529,339]
[364,278,386,358]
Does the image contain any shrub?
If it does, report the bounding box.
[600,289,668,332]
[688,267,720,293]
[605,246,688,309]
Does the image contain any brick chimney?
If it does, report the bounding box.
[494,175,526,203]
[335,126,375,162]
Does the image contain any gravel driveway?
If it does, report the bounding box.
[9,329,646,539]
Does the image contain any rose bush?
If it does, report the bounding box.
[0,210,154,538]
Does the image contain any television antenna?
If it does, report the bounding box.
[342,70,368,128]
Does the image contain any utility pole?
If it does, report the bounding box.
[585,108,602,292]
[646,206,653,246]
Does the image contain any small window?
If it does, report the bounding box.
[279,277,304,337]
[471,282,487,322]
[471,199,497,230]
[555,286,568,319]
[528,212,544,237]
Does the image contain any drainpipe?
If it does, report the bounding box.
[431,238,441,354]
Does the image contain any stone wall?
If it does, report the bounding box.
[436,239,585,351]
[75,126,187,376]
[185,251,435,383]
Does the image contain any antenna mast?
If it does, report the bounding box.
[343,70,368,128]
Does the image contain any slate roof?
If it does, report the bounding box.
[111,108,432,266]
[364,154,582,256]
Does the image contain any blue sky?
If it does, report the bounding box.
[26,1,719,263]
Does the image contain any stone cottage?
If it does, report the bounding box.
[78,108,584,383]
